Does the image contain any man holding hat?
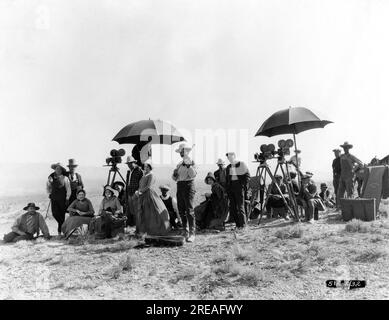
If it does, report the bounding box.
[125,155,144,228]
[337,142,363,203]
[3,203,50,243]
[47,163,71,235]
[172,143,197,242]
[214,158,227,188]
[67,159,84,205]
[225,152,250,229]
[332,148,342,205]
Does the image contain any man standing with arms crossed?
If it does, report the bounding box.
[337,142,363,206]
[172,143,197,243]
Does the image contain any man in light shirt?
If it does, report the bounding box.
[225,152,250,229]
[172,143,197,242]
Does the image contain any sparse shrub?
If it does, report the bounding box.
[345,219,369,233]
[171,267,196,283]
[275,225,303,239]
[232,245,255,261]
[106,253,137,279]
[353,249,387,263]
[211,255,228,264]
[371,235,384,243]
[234,269,262,287]
[119,254,136,271]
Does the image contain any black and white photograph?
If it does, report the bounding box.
[1,0,389,305]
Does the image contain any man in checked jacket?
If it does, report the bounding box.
[125,156,144,229]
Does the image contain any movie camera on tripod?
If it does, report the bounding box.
[105,148,126,168]
[254,139,294,163]
[250,138,300,223]
[104,148,127,187]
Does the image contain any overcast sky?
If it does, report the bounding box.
[1,0,389,180]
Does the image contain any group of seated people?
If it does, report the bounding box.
[265,171,335,223]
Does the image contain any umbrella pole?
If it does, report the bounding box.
[293,133,301,187]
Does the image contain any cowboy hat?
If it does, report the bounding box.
[204,172,216,184]
[332,148,341,153]
[159,184,171,191]
[125,155,137,164]
[67,159,78,167]
[340,141,353,149]
[320,182,328,188]
[216,158,225,165]
[175,143,192,153]
[23,202,40,210]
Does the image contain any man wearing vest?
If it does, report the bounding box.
[172,143,197,242]
[159,185,182,229]
[337,142,363,205]
[3,203,50,242]
[125,156,144,228]
[47,163,71,235]
[225,152,250,229]
[67,159,84,205]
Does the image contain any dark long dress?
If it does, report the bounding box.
[61,198,94,237]
[195,182,228,230]
[137,172,170,235]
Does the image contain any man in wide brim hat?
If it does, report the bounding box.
[337,141,363,204]
[3,202,50,243]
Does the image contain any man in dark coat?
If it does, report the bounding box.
[332,148,341,205]
[125,156,144,228]
[225,152,250,229]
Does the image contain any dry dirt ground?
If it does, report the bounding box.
[1,200,389,300]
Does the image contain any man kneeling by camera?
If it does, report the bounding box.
[3,203,51,243]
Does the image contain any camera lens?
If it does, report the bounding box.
[117,149,126,157]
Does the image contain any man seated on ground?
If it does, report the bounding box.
[288,171,300,196]
[266,175,290,220]
[3,203,50,243]
[319,183,335,208]
[298,174,325,223]
[159,185,182,230]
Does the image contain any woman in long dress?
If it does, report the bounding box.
[61,189,95,238]
[135,160,170,236]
